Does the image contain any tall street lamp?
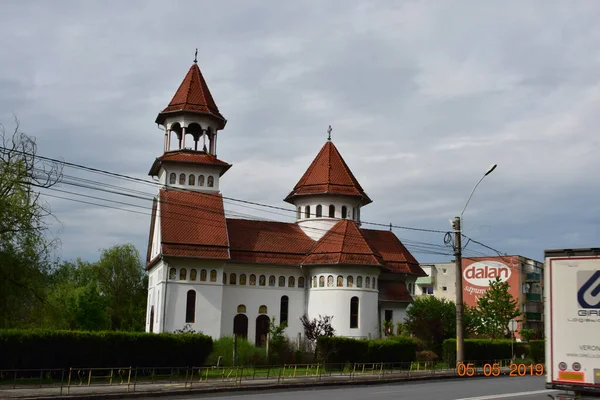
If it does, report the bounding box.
[453,163,497,365]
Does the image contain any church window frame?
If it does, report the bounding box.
[180,268,187,280]
[230,273,237,285]
[169,173,176,185]
[179,173,186,185]
[312,276,317,288]
[298,277,305,288]
[207,176,214,187]
[269,275,276,287]
[200,269,207,281]
[199,175,205,186]
[223,272,226,284]
[347,275,354,287]
[373,277,377,289]
[249,274,256,286]
[188,174,195,185]
[337,275,343,287]
[342,206,347,219]
[319,276,325,287]
[186,290,196,323]
[288,276,295,287]
[297,207,301,219]
[190,269,197,281]
[350,297,359,328]
[259,275,266,286]
[327,275,334,287]
[329,204,335,218]
[237,304,246,313]
[210,270,217,282]
[258,305,267,314]
[280,296,289,325]
[316,205,322,217]
[305,205,310,218]
[169,268,176,280]
[357,276,363,288]
[239,274,247,285]
[365,277,371,288]
[278,276,285,287]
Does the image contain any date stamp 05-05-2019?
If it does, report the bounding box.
[456,362,545,377]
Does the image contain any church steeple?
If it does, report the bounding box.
[149,59,231,194]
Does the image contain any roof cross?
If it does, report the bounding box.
[327,125,332,141]
[194,48,198,64]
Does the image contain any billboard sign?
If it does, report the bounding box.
[462,256,521,309]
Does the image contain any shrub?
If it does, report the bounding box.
[204,336,267,366]
[316,336,417,364]
[442,339,530,365]
[368,337,417,363]
[529,340,545,363]
[416,350,439,362]
[0,329,213,369]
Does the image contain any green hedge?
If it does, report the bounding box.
[529,340,545,363]
[442,339,530,365]
[0,329,213,369]
[317,336,417,364]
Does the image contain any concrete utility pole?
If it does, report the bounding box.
[454,164,497,366]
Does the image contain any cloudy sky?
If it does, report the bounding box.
[1,0,599,265]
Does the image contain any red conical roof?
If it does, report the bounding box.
[284,141,372,205]
[155,63,226,127]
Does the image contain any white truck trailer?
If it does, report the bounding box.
[545,248,600,399]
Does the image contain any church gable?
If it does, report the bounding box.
[362,229,426,276]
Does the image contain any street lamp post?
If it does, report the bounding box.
[454,164,497,366]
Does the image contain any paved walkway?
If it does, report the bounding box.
[0,368,506,399]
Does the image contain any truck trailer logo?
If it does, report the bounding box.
[577,270,600,309]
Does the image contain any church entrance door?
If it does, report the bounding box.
[233,314,248,339]
[255,315,270,347]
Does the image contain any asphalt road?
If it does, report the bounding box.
[162,376,559,400]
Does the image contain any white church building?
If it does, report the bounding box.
[144,60,426,346]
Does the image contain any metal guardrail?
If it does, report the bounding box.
[0,359,536,396]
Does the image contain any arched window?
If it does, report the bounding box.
[188,174,195,185]
[312,276,317,288]
[357,276,363,288]
[342,206,347,219]
[288,276,295,287]
[250,274,256,285]
[237,304,246,313]
[259,305,267,314]
[373,277,377,289]
[298,277,305,288]
[327,275,334,287]
[180,268,187,280]
[259,275,266,286]
[305,205,310,218]
[329,204,335,218]
[186,290,196,323]
[319,276,325,287]
[365,277,371,288]
[240,274,247,285]
[347,276,354,287]
[350,297,359,328]
[210,270,217,282]
[169,173,176,185]
[297,207,301,219]
[337,275,343,287]
[280,296,289,325]
[199,175,205,186]
[207,176,214,187]
[223,272,226,284]
[169,268,176,280]
[190,269,197,281]
[278,276,285,287]
[200,269,207,281]
[316,205,322,217]
[179,173,186,185]
[230,273,237,285]
[269,275,276,287]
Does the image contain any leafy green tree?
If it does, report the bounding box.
[0,118,62,328]
[475,277,521,339]
[404,296,456,352]
[463,303,483,338]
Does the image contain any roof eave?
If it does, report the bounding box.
[148,158,232,177]
[283,191,372,205]
[155,109,227,129]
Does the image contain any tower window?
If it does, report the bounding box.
[230,273,237,285]
[186,290,196,323]
[188,174,195,185]
[169,173,176,185]
[199,175,205,186]
[280,296,289,325]
[337,275,343,287]
[342,206,347,219]
[297,207,301,219]
[207,176,214,187]
[305,206,310,218]
[288,277,295,287]
[352,207,356,220]
[179,173,186,185]
[350,297,359,328]
[180,268,187,280]
[329,205,335,218]
[298,277,305,288]
[316,205,322,217]
[278,276,285,287]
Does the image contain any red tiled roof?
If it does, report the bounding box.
[148,150,232,176]
[303,220,385,266]
[226,218,314,265]
[379,281,413,302]
[155,63,226,127]
[284,141,372,205]
[160,189,229,259]
[362,229,426,276]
